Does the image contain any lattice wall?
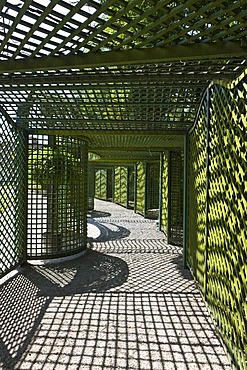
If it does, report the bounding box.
[88,163,95,211]
[187,73,247,369]
[128,166,135,209]
[187,99,207,288]
[146,163,159,209]
[27,135,88,259]
[95,169,108,200]
[168,151,184,245]
[114,166,128,208]
[135,162,146,216]
[160,152,169,235]
[0,112,26,277]
[95,168,113,201]
[160,151,183,244]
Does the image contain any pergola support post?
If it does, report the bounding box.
[183,133,189,268]
[22,130,29,264]
[167,151,172,243]
[204,87,211,297]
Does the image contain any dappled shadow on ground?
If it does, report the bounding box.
[0,250,129,370]
[26,250,129,296]
[90,238,195,294]
[0,200,232,370]
[0,276,232,370]
[87,218,130,242]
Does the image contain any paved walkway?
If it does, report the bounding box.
[0,199,232,370]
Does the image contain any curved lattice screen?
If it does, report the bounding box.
[27,135,88,259]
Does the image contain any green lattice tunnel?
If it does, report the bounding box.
[0,70,246,370]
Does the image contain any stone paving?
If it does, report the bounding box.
[0,199,232,370]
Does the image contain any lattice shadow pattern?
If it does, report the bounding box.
[0,243,231,370]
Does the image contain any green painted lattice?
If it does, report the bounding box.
[187,99,207,288]
[169,151,184,245]
[187,72,247,369]
[0,112,26,277]
[160,151,183,245]
[95,168,113,201]
[95,169,108,200]
[27,135,88,259]
[160,152,169,234]
[135,162,146,216]
[88,163,95,211]
[146,162,159,219]
[114,166,128,208]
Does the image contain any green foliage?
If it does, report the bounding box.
[29,145,81,233]
[30,147,79,189]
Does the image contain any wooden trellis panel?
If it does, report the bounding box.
[187,72,247,369]
[88,163,95,211]
[95,168,113,201]
[160,152,169,235]
[187,99,208,288]
[146,162,159,219]
[114,166,128,208]
[206,78,247,370]
[0,111,26,277]
[95,169,108,200]
[135,162,146,216]
[160,151,183,244]
[128,166,135,209]
[27,135,88,259]
[168,151,184,245]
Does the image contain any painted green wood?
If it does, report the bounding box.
[114,166,128,208]
[135,162,146,216]
[188,75,247,370]
[95,169,108,200]
[0,43,246,74]
[88,163,95,211]
[187,97,207,289]
[27,135,88,259]
[0,111,26,278]
[160,152,169,235]
[183,134,189,268]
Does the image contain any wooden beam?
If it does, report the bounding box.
[29,129,187,136]
[0,42,246,74]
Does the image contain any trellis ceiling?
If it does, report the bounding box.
[0,0,247,162]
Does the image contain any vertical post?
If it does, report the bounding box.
[126,166,130,209]
[22,130,29,264]
[112,167,115,203]
[82,141,88,249]
[134,163,137,213]
[158,153,164,231]
[144,162,148,217]
[183,133,189,268]
[167,151,171,243]
[204,87,211,297]
[87,163,95,211]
